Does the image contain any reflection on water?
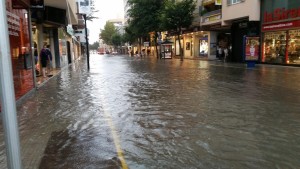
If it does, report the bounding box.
[1,54,300,169]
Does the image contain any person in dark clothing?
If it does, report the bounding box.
[40,44,51,77]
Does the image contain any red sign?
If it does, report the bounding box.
[262,20,300,31]
[264,8,300,23]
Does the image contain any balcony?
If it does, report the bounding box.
[202,0,215,6]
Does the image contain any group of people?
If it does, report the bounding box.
[34,43,53,78]
[217,46,229,62]
[128,47,151,57]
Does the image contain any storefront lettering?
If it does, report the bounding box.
[264,8,300,23]
[6,11,20,37]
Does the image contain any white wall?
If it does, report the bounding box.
[222,0,260,25]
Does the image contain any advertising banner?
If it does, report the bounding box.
[244,36,260,61]
[78,0,91,15]
[199,37,208,56]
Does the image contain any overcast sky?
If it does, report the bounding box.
[87,0,124,43]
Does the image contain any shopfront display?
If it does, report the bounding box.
[263,31,287,64]
[261,0,300,65]
[287,30,300,64]
[6,0,34,99]
[262,30,300,64]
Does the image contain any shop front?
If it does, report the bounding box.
[6,0,34,100]
[261,0,300,65]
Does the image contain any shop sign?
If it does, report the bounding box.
[78,0,91,15]
[262,20,300,31]
[264,7,300,23]
[30,0,44,9]
[144,42,149,47]
[239,22,248,28]
[7,11,20,37]
[203,14,221,23]
[244,36,260,61]
[67,25,74,36]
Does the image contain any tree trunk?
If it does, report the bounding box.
[177,31,183,61]
[154,32,159,59]
[139,37,142,55]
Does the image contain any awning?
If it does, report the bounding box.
[45,0,77,25]
[161,40,174,45]
[12,0,30,9]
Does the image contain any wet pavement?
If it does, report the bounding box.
[1,54,300,169]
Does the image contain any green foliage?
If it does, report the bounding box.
[86,0,99,21]
[100,22,117,45]
[161,0,196,59]
[162,0,196,32]
[89,41,99,50]
[126,0,165,39]
[122,30,136,45]
[111,33,122,47]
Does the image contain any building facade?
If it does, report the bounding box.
[261,0,300,65]
[6,0,33,99]
[4,0,80,101]
[199,0,261,62]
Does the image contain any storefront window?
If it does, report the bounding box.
[7,5,34,99]
[263,31,287,64]
[287,30,300,64]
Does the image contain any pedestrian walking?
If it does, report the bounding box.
[223,47,228,62]
[40,44,51,77]
[46,45,53,73]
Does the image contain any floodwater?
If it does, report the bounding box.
[1,54,300,169]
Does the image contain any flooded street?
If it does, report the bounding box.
[1,54,300,169]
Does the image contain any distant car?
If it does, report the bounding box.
[112,51,118,55]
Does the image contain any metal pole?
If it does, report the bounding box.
[0,1,23,169]
[28,9,37,88]
[83,14,90,70]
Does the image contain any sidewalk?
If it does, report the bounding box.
[36,68,62,87]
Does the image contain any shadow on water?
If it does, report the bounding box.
[39,129,122,169]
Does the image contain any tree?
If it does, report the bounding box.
[89,41,99,50]
[162,0,196,60]
[86,0,99,21]
[100,22,117,46]
[111,33,122,48]
[126,0,165,56]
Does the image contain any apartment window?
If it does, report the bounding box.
[228,0,244,5]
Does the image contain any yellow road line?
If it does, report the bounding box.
[103,110,128,169]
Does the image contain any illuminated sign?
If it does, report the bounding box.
[264,8,300,23]
[262,20,300,31]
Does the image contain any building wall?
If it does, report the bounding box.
[222,0,260,24]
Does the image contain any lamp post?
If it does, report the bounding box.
[0,1,22,168]
[82,14,90,70]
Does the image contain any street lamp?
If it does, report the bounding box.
[82,14,90,70]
